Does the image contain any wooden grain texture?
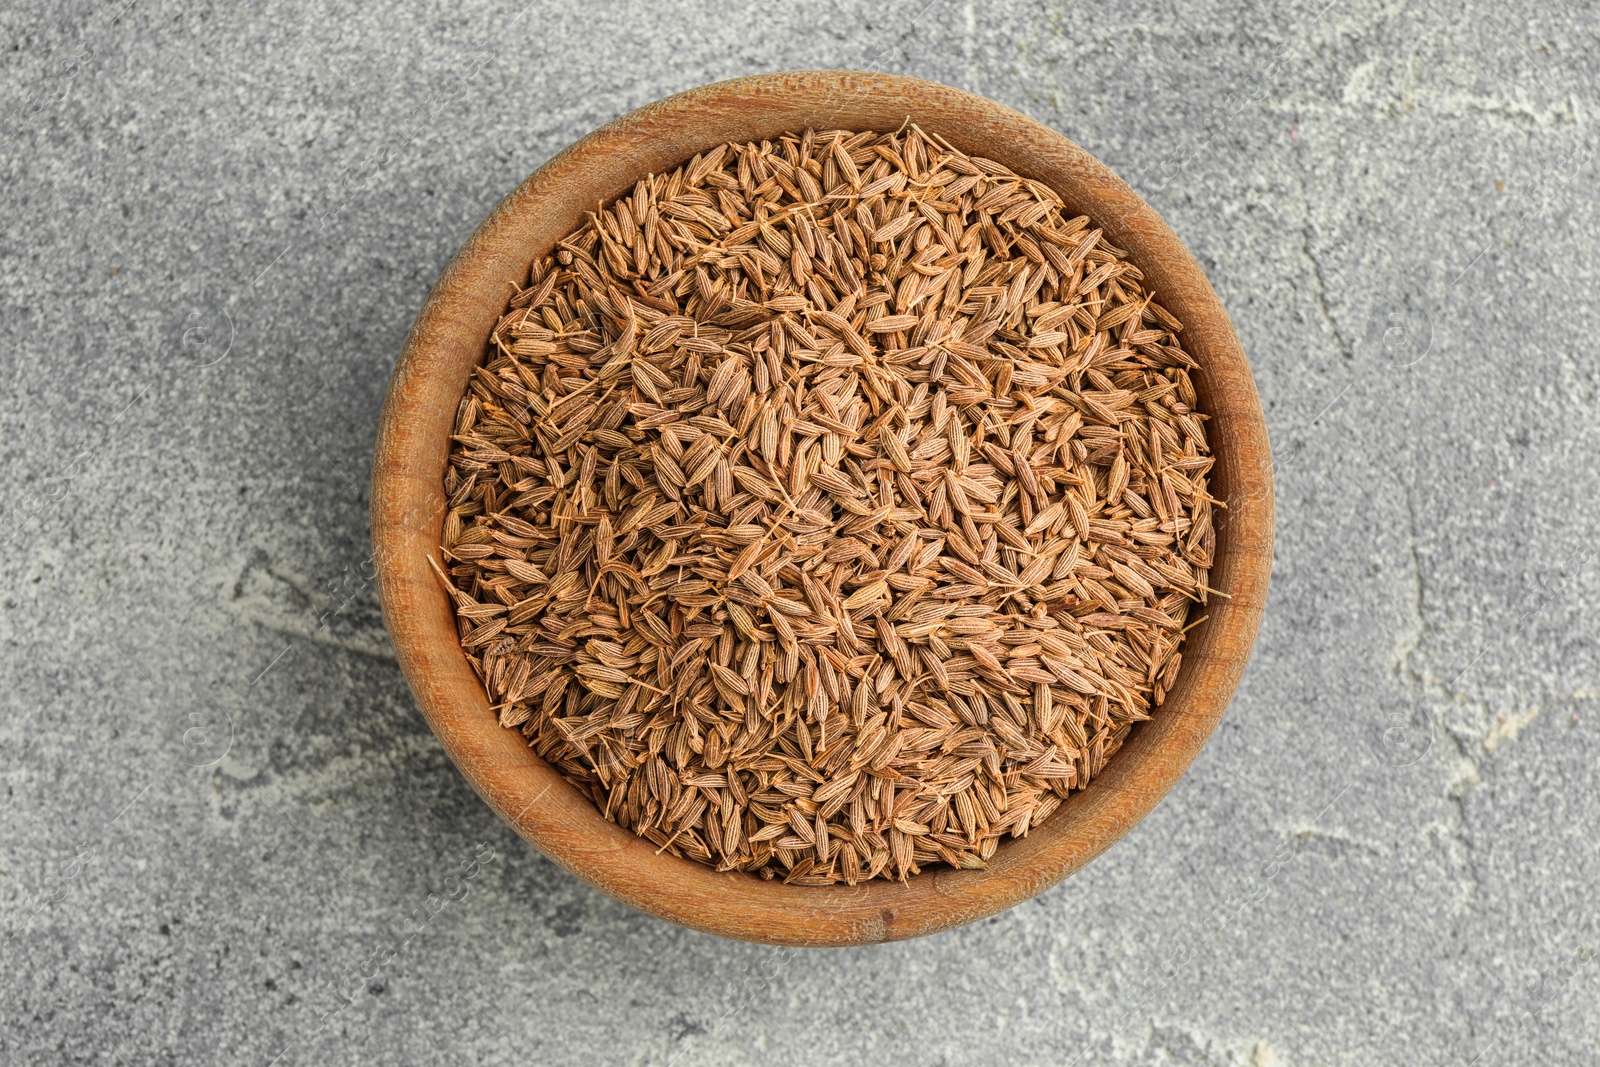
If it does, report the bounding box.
[370,71,1274,946]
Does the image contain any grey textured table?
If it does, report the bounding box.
[4,1,1598,1063]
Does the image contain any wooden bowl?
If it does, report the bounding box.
[371,71,1272,946]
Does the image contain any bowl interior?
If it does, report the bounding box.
[371,71,1272,946]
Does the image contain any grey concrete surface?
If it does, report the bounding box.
[3,0,1598,1063]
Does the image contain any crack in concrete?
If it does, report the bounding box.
[205,732,441,829]
[1386,489,1594,910]
[246,614,398,664]
[1381,88,1580,128]
[1391,486,1590,778]
[1393,486,1433,703]
[1290,144,1351,359]
[1282,823,1385,859]
[1393,486,1490,908]
[229,550,394,662]
[1393,491,1492,767]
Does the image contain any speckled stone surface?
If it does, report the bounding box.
[3,1,1598,1063]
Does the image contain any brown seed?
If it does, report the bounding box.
[439,125,1212,885]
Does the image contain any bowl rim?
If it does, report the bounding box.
[371,70,1273,946]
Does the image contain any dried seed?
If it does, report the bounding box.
[441,125,1212,885]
